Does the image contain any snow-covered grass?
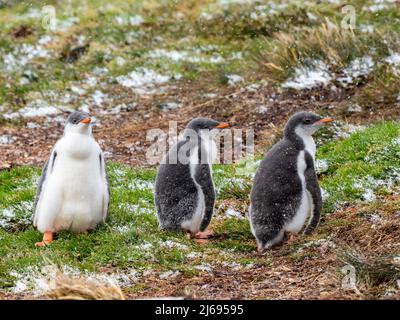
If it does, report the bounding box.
[318,122,400,212]
[116,68,181,95]
[282,60,332,90]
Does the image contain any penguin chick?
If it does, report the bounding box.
[33,111,109,247]
[249,111,333,252]
[155,117,229,242]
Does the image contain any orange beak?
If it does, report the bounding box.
[80,117,91,124]
[316,117,334,125]
[216,122,230,129]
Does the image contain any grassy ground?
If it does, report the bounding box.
[0,0,400,299]
[1,121,399,299]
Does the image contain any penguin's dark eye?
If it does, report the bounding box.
[303,119,312,124]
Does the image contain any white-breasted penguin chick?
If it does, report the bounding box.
[154,117,229,242]
[33,111,109,247]
[249,111,333,252]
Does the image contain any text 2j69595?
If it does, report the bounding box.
[199,304,244,317]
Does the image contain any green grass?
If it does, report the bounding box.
[319,121,400,212]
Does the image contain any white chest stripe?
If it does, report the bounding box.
[181,139,216,233]
[285,150,313,233]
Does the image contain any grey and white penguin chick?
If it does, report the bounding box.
[249,111,333,251]
[155,117,229,241]
[33,111,109,247]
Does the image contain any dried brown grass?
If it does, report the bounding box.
[47,273,125,300]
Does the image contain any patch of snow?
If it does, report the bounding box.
[0,135,16,145]
[347,104,363,113]
[199,12,213,20]
[363,0,396,12]
[2,43,49,73]
[359,24,374,33]
[385,53,400,66]
[38,35,54,46]
[22,8,42,19]
[315,159,329,174]
[115,15,144,26]
[127,179,154,191]
[366,213,381,225]
[0,201,33,229]
[202,93,218,99]
[320,188,330,201]
[57,17,80,32]
[92,67,108,76]
[222,261,242,271]
[159,270,180,280]
[92,90,107,106]
[27,122,39,129]
[226,74,244,86]
[147,49,224,64]
[246,83,261,92]
[4,100,60,119]
[332,123,365,139]
[10,265,140,295]
[134,242,153,251]
[79,104,90,113]
[306,12,318,21]
[85,76,98,87]
[231,52,243,59]
[113,225,131,234]
[115,56,126,66]
[297,239,336,253]
[337,56,374,88]
[186,252,201,259]
[118,203,154,215]
[195,263,213,273]
[225,208,244,219]
[116,68,181,95]
[160,240,188,250]
[70,85,86,96]
[282,60,332,90]
[258,105,268,114]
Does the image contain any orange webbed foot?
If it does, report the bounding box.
[194,230,213,239]
[35,231,53,247]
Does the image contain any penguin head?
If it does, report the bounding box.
[186,117,230,132]
[284,111,333,138]
[65,111,92,135]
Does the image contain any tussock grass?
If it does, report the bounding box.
[340,249,400,288]
[47,273,125,300]
[255,22,393,82]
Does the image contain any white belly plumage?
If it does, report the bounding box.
[285,150,314,233]
[180,138,216,233]
[34,136,107,233]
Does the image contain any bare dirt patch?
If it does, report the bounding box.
[2,80,399,170]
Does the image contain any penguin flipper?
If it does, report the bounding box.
[303,151,322,234]
[99,152,110,221]
[194,164,215,232]
[32,148,57,225]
